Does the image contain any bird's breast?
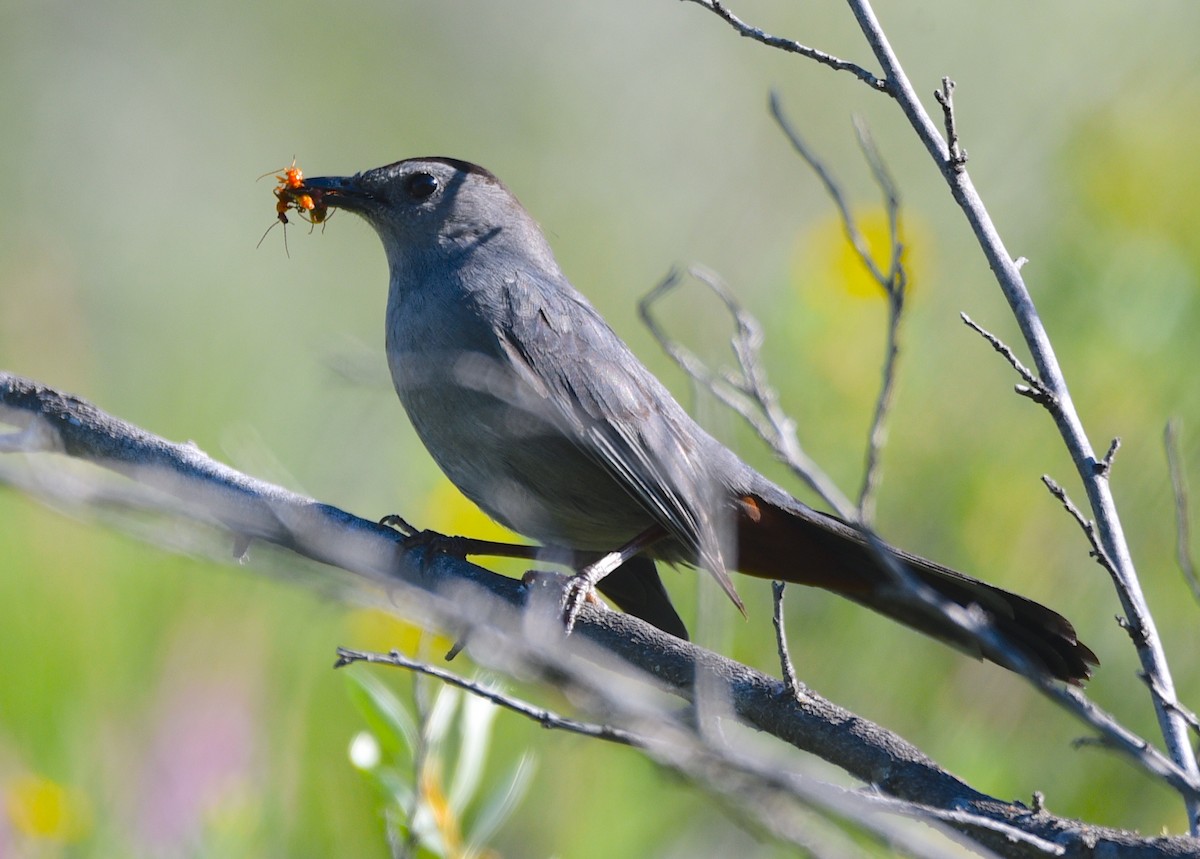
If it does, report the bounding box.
[384,279,654,549]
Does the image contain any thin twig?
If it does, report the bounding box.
[771,583,802,702]
[337,647,643,746]
[770,93,888,287]
[933,77,967,171]
[849,115,906,522]
[959,313,1055,407]
[1041,476,1123,588]
[1096,437,1121,477]
[1164,419,1200,605]
[343,648,1066,858]
[682,0,888,91]
[851,115,904,285]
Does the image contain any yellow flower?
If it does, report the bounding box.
[797,207,926,301]
[5,773,91,842]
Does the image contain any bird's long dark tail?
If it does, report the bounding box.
[732,492,1098,683]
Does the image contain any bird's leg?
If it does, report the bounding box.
[560,526,669,634]
[381,515,593,661]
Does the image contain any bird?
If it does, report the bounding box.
[294,156,1097,683]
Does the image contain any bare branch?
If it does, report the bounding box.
[850,115,906,522]
[681,0,888,91]
[639,267,855,516]
[674,0,1200,825]
[841,0,1200,822]
[5,371,1198,855]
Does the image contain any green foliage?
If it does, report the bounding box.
[345,671,535,859]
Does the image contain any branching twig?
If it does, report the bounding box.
[681,0,888,91]
[770,93,890,289]
[768,95,908,523]
[959,313,1056,408]
[933,77,968,171]
[1143,672,1200,738]
[1040,477,1124,597]
[639,267,855,517]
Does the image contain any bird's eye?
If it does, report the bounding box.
[404,171,439,200]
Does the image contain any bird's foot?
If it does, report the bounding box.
[520,569,605,634]
[529,548,631,633]
[561,572,600,634]
[379,515,472,559]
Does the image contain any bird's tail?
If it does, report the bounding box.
[732,491,1098,683]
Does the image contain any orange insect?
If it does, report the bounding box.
[257,158,330,254]
[277,158,304,190]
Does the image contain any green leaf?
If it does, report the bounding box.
[343,670,418,763]
[465,752,537,854]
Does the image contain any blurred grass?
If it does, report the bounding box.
[2,0,1200,854]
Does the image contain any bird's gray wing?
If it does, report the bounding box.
[495,271,743,609]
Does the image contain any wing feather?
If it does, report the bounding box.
[496,271,742,608]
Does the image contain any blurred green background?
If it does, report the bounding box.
[2,0,1200,854]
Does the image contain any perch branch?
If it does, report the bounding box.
[3,371,1197,856]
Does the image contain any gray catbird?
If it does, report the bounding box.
[295,157,1096,682]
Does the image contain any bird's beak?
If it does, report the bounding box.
[299,174,375,214]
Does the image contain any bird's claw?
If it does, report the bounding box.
[520,570,603,635]
[444,633,469,661]
[380,515,470,559]
[379,513,418,536]
[560,575,595,635]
